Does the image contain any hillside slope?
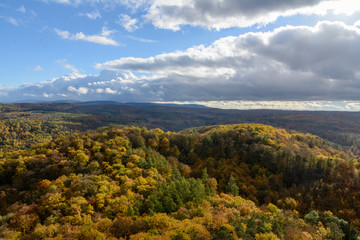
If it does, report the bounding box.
[0,124,359,239]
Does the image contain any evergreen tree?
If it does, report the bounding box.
[228,175,239,196]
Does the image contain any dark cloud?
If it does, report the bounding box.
[145,0,342,30]
[188,0,322,17]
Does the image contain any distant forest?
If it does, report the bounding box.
[1,102,360,152]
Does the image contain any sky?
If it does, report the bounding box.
[1,0,360,111]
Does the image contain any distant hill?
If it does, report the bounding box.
[2,102,360,152]
[16,100,210,109]
[120,102,209,109]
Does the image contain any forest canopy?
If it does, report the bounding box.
[1,122,360,239]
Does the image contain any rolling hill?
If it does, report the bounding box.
[0,123,359,239]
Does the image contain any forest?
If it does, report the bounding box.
[1,103,360,239]
[1,102,360,151]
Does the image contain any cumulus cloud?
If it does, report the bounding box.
[0,70,160,102]
[68,86,89,95]
[97,21,360,101]
[105,87,118,94]
[96,88,104,93]
[43,92,54,98]
[145,0,360,30]
[117,14,139,32]
[78,10,101,19]
[54,27,119,46]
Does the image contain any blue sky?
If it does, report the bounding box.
[1,0,257,87]
[1,0,360,110]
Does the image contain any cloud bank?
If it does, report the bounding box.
[2,21,360,104]
[157,101,360,112]
[0,70,161,102]
[97,21,360,101]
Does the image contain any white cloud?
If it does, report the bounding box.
[54,27,119,46]
[43,92,54,98]
[117,14,139,32]
[78,10,101,20]
[33,65,44,71]
[105,87,117,94]
[145,0,360,30]
[100,26,115,37]
[54,29,70,38]
[354,20,360,28]
[64,64,79,73]
[68,86,89,95]
[326,0,360,15]
[63,72,87,81]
